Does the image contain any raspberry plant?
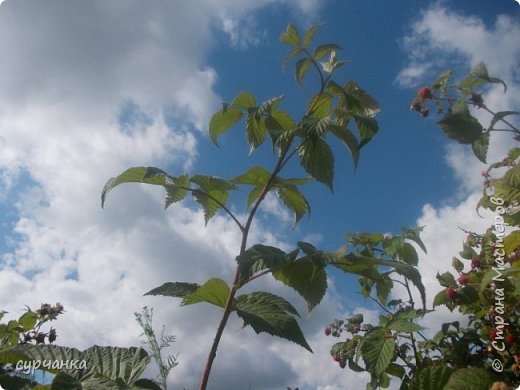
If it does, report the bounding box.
[325,64,520,389]
[101,24,429,389]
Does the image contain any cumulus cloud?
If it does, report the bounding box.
[0,1,357,389]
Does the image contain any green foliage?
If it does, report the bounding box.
[135,307,178,390]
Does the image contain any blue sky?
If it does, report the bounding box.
[0,1,519,389]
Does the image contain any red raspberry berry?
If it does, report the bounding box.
[332,354,340,362]
[339,361,346,369]
[471,258,481,268]
[458,274,469,285]
[447,288,457,299]
[490,329,498,340]
[418,87,432,100]
[324,327,331,336]
[505,334,515,344]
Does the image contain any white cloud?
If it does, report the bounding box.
[0,1,356,389]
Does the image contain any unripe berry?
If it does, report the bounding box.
[471,258,481,268]
[339,360,346,369]
[324,327,331,336]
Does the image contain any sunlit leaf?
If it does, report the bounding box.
[295,57,312,87]
[182,278,230,308]
[209,106,243,145]
[313,43,342,60]
[277,184,311,226]
[280,23,301,46]
[471,133,489,163]
[360,329,395,376]
[298,137,334,189]
[144,282,199,298]
[302,23,322,47]
[232,91,256,110]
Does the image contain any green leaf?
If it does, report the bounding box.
[471,61,507,92]
[164,174,190,208]
[18,311,38,331]
[295,57,312,87]
[360,330,395,376]
[313,43,342,60]
[236,245,295,282]
[280,23,301,45]
[277,184,311,225]
[283,47,304,70]
[302,23,322,47]
[307,93,332,118]
[246,185,264,208]
[401,226,427,254]
[16,344,150,386]
[191,175,236,192]
[376,276,393,305]
[235,292,312,352]
[397,242,419,266]
[232,91,256,110]
[273,260,327,312]
[444,367,493,390]
[353,113,378,149]
[433,289,451,308]
[438,112,484,144]
[101,167,170,208]
[246,112,267,152]
[192,189,229,225]
[209,106,243,145]
[377,259,426,309]
[436,271,456,288]
[452,257,464,273]
[231,166,270,186]
[343,81,380,117]
[329,125,360,170]
[385,318,424,333]
[144,282,199,298]
[134,378,164,390]
[431,69,453,94]
[408,365,453,390]
[299,137,334,189]
[471,133,489,163]
[183,278,230,308]
[488,110,520,131]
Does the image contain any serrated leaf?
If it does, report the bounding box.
[307,93,332,118]
[190,175,236,192]
[385,318,424,333]
[452,257,464,273]
[444,367,493,390]
[280,23,301,45]
[408,365,453,390]
[343,81,380,117]
[101,167,170,208]
[377,259,426,309]
[277,184,311,226]
[504,230,520,256]
[397,242,419,266]
[164,174,190,208]
[235,292,312,352]
[231,166,271,185]
[144,282,199,298]
[353,113,378,149]
[246,185,264,208]
[298,137,334,189]
[360,330,395,376]
[436,271,456,288]
[376,276,393,305]
[18,311,38,331]
[192,189,229,225]
[295,57,312,87]
[329,125,360,170]
[232,91,256,110]
[401,226,427,254]
[16,344,150,386]
[438,112,483,144]
[313,43,342,60]
[209,106,243,145]
[273,260,327,312]
[236,245,295,282]
[182,278,229,308]
[432,69,453,94]
[505,164,520,188]
[433,289,449,308]
[246,112,267,152]
[471,133,489,163]
[302,23,322,47]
